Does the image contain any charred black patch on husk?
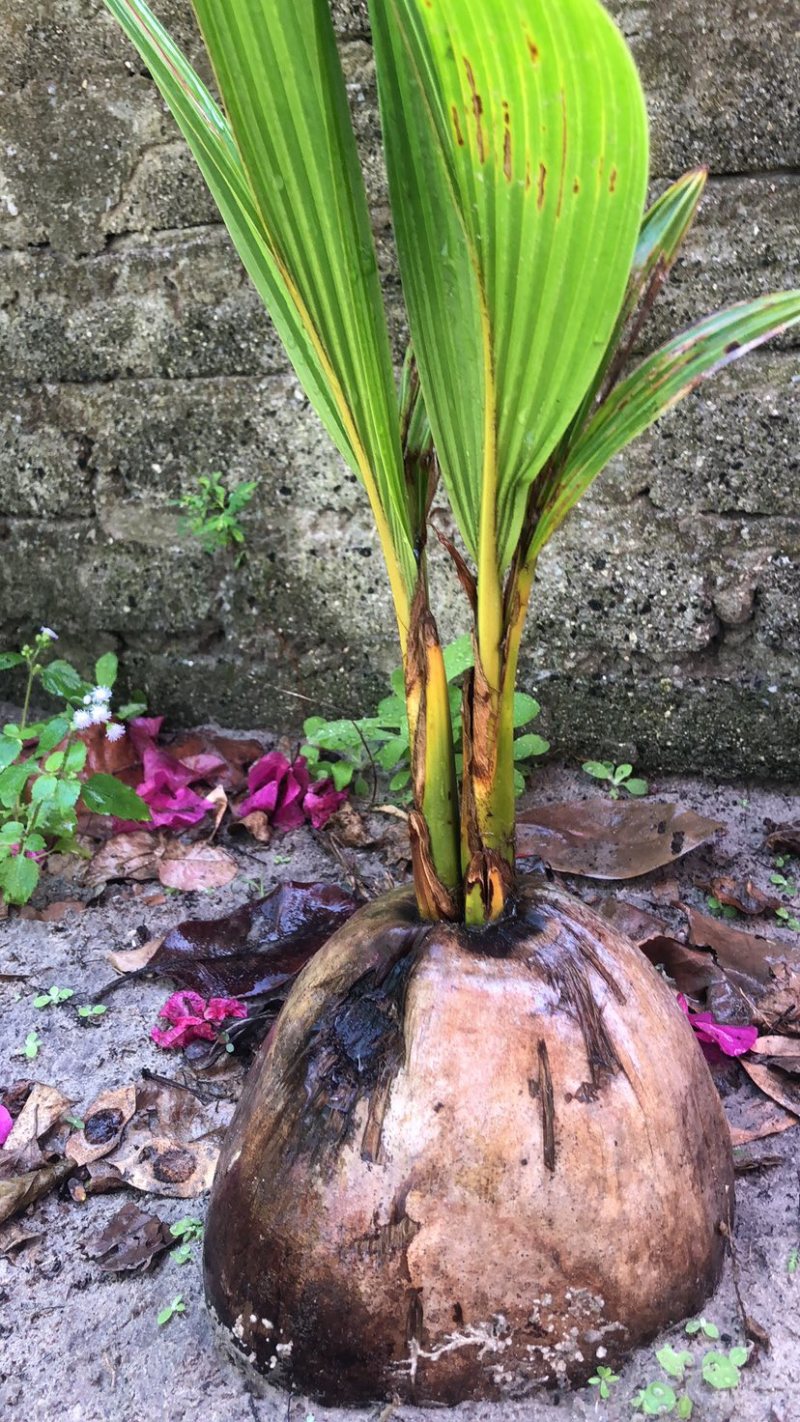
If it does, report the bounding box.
[281,920,429,1169]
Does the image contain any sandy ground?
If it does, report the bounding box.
[1,759,799,1422]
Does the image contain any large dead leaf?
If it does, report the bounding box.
[66,1085,137,1167]
[157,840,237,891]
[108,935,164,975]
[517,800,723,879]
[88,833,160,885]
[103,1080,232,1198]
[84,1200,171,1273]
[88,833,237,891]
[685,908,800,994]
[120,881,359,999]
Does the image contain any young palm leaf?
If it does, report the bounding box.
[370,0,649,918]
[105,0,417,636]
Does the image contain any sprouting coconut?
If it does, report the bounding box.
[103,0,800,1404]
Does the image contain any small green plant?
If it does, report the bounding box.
[700,1346,748,1390]
[633,1380,678,1415]
[0,632,150,906]
[304,635,548,803]
[655,1345,693,1383]
[21,1029,42,1060]
[33,985,74,1009]
[787,1246,799,1277]
[684,1317,719,1339]
[176,472,257,561]
[170,1216,204,1264]
[156,1294,186,1326]
[588,1363,619,1399]
[63,1114,85,1132]
[770,867,797,894]
[776,906,800,932]
[581,761,648,798]
[705,895,739,921]
[77,1003,108,1020]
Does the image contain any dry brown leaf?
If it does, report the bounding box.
[5,1083,73,1154]
[84,1200,171,1273]
[686,908,800,992]
[103,1080,232,1198]
[66,1085,137,1167]
[740,1059,800,1118]
[705,876,780,917]
[158,840,237,891]
[88,832,160,886]
[19,899,86,922]
[204,784,229,838]
[517,800,723,879]
[328,803,377,849]
[765,821,800,856]
[0,1220,43,1255]
[595,898,670,946]
[727,1100,800,1147]
[755,964,800,1036]
[0,1159,76,1225]
[752,1034,800,1060]
[235,810,272,843]
[107,935,164,975]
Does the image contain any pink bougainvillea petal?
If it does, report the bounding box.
[159,990,207,1024]
[304,778,348,829]
[151,1018,216,1049]
[678,993,757,1058]
[247,751,291,796]
[203,997,248,1024]
[128,717,164,760]
[0,1104,13,1147]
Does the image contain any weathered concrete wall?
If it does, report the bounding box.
[0,0,798,776]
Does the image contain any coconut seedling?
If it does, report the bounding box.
[102,0,800,1404]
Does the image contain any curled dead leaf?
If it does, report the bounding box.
[705,876,780,917]
[0,1159,76,1226]
[234,810,272,843]
[765,821,800,856]
[134,881,359,999]
[5,1083,74,1155]
[740,1059,800,1119]
[517,800,723,879]
[107,935,164,976]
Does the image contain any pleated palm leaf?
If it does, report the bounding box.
[103,0,799,931]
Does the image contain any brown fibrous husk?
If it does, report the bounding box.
[204,878,733,1405]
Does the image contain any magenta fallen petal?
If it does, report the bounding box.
[690,1013,759,1057]
[130,785,214,831]
[246,751,291,796]
[152,1018,216,1050]
[237,782,284,820]
[204,997,248,1024]
[0,1104,13,1147]
[140,746,196,794]
[678,995,758,1057]
[159,990,207,1025]
[178,752,227,783]
[304,779,348,829]
[128,716,164,759]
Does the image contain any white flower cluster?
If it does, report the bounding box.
[71,684,125,741]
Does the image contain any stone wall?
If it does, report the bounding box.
[1,0,798,776]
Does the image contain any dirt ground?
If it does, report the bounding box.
[1,755,799,1422]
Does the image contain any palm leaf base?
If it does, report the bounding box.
[203,881,732,1404]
